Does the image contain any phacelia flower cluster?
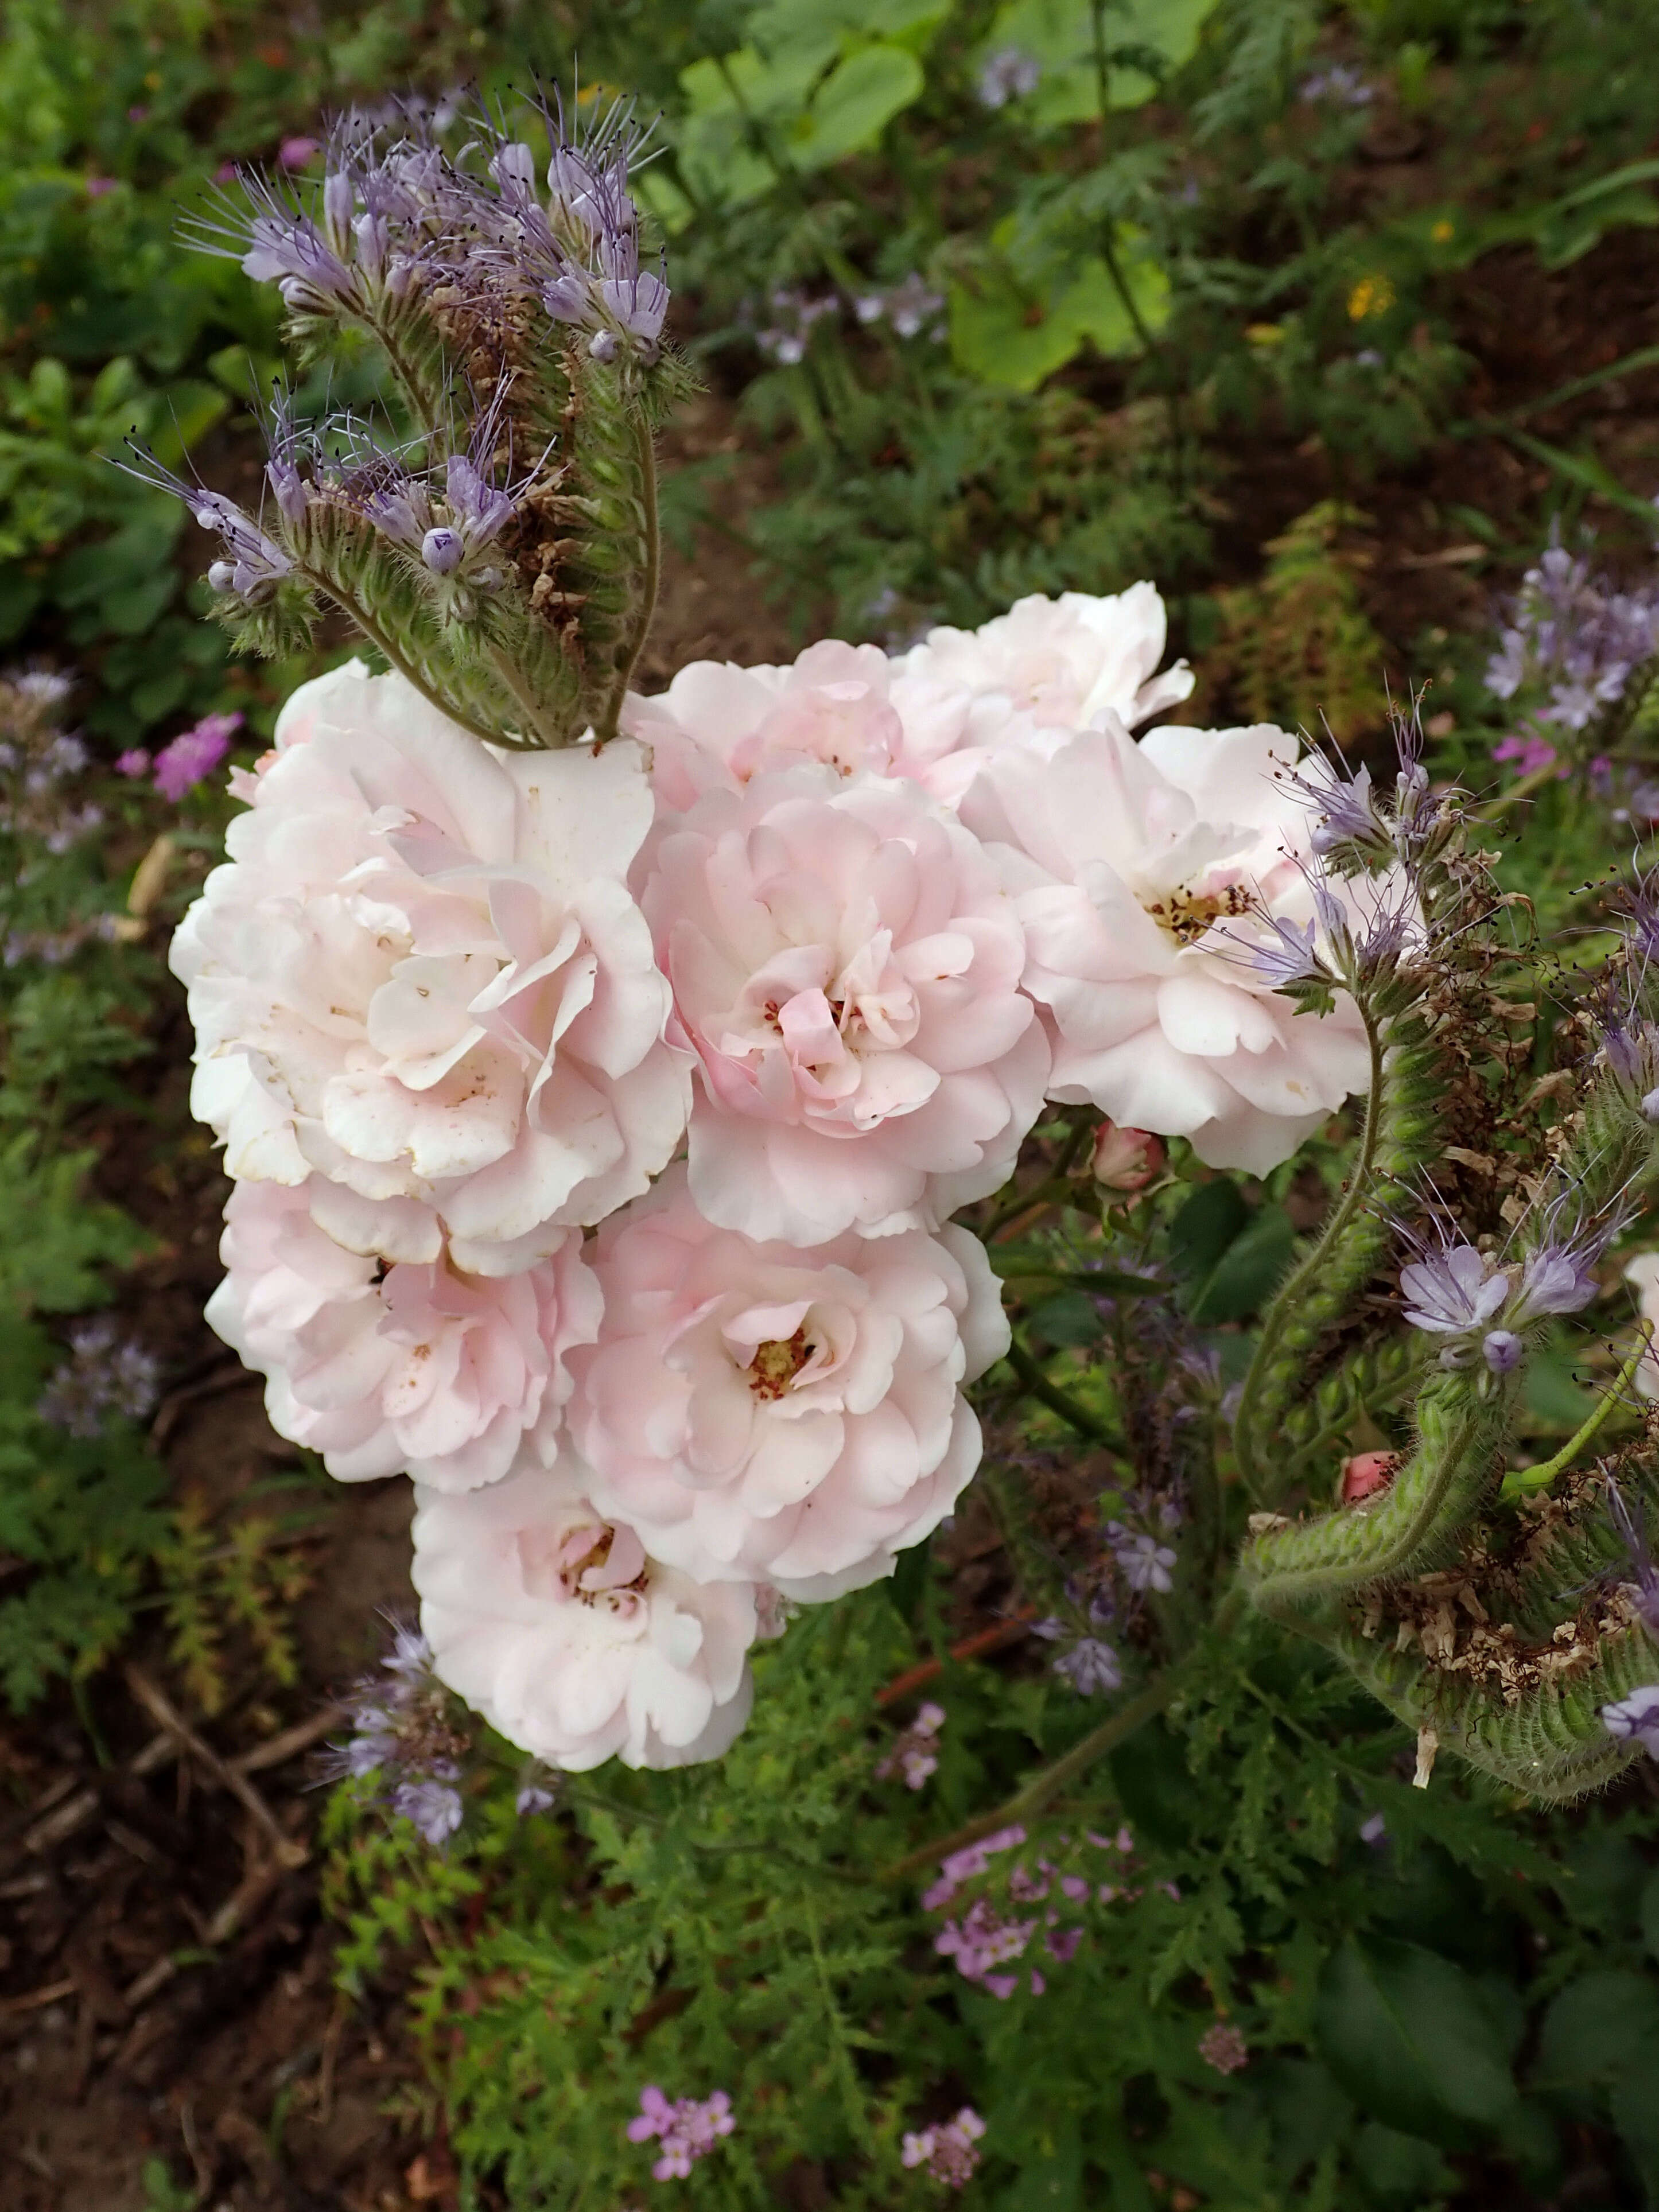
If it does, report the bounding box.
[177,542,1377,1777]
[1486,532,1659,747]
[37,1318,161,1437]
[1398,1215,1606,1375]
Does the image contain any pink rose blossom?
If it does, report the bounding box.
[625,639,922,810]
[170,662,689,1270]
[412,1455,771,1770]
[205,1178,600,1491]
[960,717,1374,1175]
[888,582,1195,807]
[572,1168,1009,1599]
[153,710,242,800]
[639,763,1047,1245]
[624,586,1193,815]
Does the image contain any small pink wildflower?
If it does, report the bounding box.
[279,135,320,169]
[627,2086,735,2181]
[1492,731,1563,779]
[152,712,242,801]
[876,1700,946,1790]
[902,2107,986,2189]
[114,748,151,779]
[84,176,118,199]
[1198,2022,1249,2075]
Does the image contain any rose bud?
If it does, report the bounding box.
[1341,1449,1400,1504]
[1090,1121,1164,1194]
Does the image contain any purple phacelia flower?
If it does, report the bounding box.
[1602,1683,1659,1756]
[37,1319,160,1436]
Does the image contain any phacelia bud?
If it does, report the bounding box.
[421,527,464,576]
[1482,1328,1524,1374]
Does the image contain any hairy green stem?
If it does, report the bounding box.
[1499,1321,1653,1502]
[1233,1002,1386,1495]
[301,567,503,745]
[598,413,659,742]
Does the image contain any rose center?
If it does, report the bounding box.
[1141,881,1253,944]
[745,1327,813,1401]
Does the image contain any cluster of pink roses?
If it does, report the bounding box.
[174,585,1372,1774]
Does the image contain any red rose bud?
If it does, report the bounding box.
[1090,1121,1164,1194]
[1341,1449,1400,1503]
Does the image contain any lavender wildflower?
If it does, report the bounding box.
[36,1319,161,1436]
[1399,1241,1510,1340]
[902,2108,986,2188]
[854,274,946,341]
[1485,531,1659,752]
[1603,1476,1659,1638]
[1300,64,1376,107]
[389,1777,464,1846]
[1601,1683,1659,1756]
[1107,1522,1177,1594]
[978,44,1042,106]
[324,1621,473,1845]
[627,2087,735,2180]
[752,285,838,364]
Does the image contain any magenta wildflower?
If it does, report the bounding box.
[85,176,118,199]
[1492,731,1562,779]
[902,2108,986,2189]
[152,711,242,800]
[627,2087,735,2180]
[114,747,151,778]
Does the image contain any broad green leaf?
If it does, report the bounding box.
[1315,1936,1522,2145]
[1349,2122,1454,2203]
[1169,1179,1249,1283]
[977,0,1220,128]
[949,234,1168,390]
[1187,1203,1293,1325]
[1536,1971,1659,2090]
[788,42,924,167]
[751,0,949,53]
